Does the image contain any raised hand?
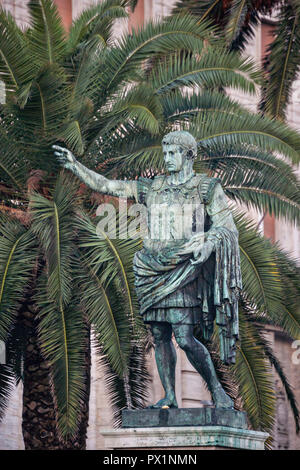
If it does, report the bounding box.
[52,145,76,170]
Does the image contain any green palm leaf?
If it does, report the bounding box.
[172,0,223,19]
[270,245,300,340]
[67,0,127,54]
[80,265,131,377]
[206,147,300,224]
[99,14,218,95]
[228,186,300,226]
[236,212,300,339]
[191,110,300,164]
[225,0,248,45]
[261,2,300,120]
[92,86,163,142]
[76,212,133,377]
[233,308,276,434]
[0,216,37,343]
[76,210,142,332]
[0,8,32,92]
[30,174,86,438]
[162,89,245,122]
[0,126,27,190]
[101,339,151,426]
[250,310,300,434]
[150,49,260,95]
[0,364,15,421]
[9,63,70,147]
[27,0,66,67]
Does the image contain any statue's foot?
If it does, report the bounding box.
[147,396,178,409]
[212,386,234,409]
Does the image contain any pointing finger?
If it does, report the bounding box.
[52,145,65,151]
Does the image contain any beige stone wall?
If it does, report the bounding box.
[0,384,24,450]
[1,0,30,27]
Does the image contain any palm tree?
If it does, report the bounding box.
[172,0,300,120]
[0,0,299,449]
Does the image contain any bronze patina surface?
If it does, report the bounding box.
[53,130,242,411]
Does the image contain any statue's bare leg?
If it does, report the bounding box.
[148,322,178,409]
[173,324,233,409]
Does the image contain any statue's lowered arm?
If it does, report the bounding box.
[179,182,237,264]
[205,183,238,241]
[204,183,242,364]
[52,145,137,199]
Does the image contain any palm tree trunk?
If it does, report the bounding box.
[21,303,91,450]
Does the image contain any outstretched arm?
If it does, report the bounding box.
[53,145,137,199]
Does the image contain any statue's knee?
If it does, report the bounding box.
[175,335,191,352]
[151,325,170,346]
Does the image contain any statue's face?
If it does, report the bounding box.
[162,144,184,173]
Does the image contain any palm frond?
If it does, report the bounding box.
[76,213,132,377]
[236,212,300,339]
[98,132,164,177]
[57,120,85,156]
[271,245,300,340]
[67,0,127,54]
[261,2,300,120]
[171,0,278,52]
[99,14,218,96]
[0,364,15,422]
[251,311,300,435]
[0,8,32,93]
[6,317,27,384]
[0,216,37,343]
[225,0,249,45]
[239,299,300,435]
[30,174,86,438]
[0,125,27,191]
[162,89,244,122]
[191,109,300,164]
[236,212,281,313]
[92,86,163,143]
[233,307,276,434]
[150,49,260,96]
[101,339,151,426]
[18,64,70,133]
[172,0,224,20]
[206,146,300,225]
[27,0,66,66]
[76,209,142,332]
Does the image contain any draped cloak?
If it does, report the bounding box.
[133,174,242,364]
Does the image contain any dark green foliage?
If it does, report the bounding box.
[172,0,300,121]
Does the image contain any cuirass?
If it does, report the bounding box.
[143,175,205,254]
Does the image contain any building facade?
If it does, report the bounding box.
[0,0,299,450]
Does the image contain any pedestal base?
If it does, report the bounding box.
[102,425,269,450]
[122,408,248,429]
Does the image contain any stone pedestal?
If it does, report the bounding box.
[101,408,269,450]
[102,425,268,450]
[122,408,248,429]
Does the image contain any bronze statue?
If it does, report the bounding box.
[53,130,242,410]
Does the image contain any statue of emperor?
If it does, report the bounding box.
[53,130,242,410]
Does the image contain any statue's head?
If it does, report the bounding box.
[162,131,197,173]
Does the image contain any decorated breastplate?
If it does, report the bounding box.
[144,174,205,247]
